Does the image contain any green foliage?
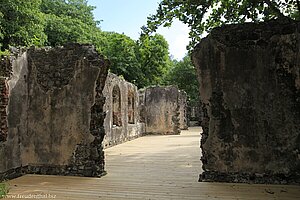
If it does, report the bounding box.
[0,0,173,89]
[0,182,9,198]
[0,0,46,50]
[101,32,171,88]
[0,0,102,49]
[163,55,199,105]
[0,50,10,57]
[41,0,101,46]
[41,0,99,27]
[136,34,171,87]
[101,32,143,87]
[143,0,300,49]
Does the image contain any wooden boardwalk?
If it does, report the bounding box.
[4,127,300,199]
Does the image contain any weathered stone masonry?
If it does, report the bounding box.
[0,57,11,142]
[0,45,189,181]
[178,90,188,130]
[0,44,109,181]
[140,86,182,135]
[103,73,145,148]
[193,19,300,184]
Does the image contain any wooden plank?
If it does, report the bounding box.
[4,127,300,200]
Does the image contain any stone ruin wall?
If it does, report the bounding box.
[0,45,189,181]
[178,90,188,130]
[192,19,300,184]
[0,78,8,142]
[140,86,184,135]
[0,57,11,143]
[102,73,145,148]
[0,44,109,181]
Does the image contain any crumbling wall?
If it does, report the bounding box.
[187,105,201,126]
[0,56,11,143]
[142,86,181,135]
[138,89,146,123]
[0,79,8,142]
[192,19,300,184]
[0,44,109,180]
[178,90,188,130]
[0,53,26,180]
[103,73,145,148]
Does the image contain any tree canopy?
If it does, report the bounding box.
[0,0,173,88]
[41,0,101,46]
[101,32,143,87]
[163,55,199,105]
[136,34,171,87]
[0,0,101,50]
[0,0,46,50]
[142,0,300,49]
[101,32,171,88]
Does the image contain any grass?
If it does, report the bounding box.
[0,182,9,199]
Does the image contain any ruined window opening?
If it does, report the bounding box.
[112,85,122,127]
[128,91,135,124]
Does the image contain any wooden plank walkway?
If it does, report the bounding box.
[4,127,300,199]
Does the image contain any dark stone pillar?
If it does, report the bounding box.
[192,19,300,184]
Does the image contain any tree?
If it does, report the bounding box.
[142,0,300,49]
[0,0,103,50]
[136,34,171,87]
[0,0,46,50]
[41,0,101,46]
[101,32,143,87]
[163,55,199,105]
[41,0,99,27]
[99,32,172,88]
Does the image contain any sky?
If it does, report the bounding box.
[87,0,190,60]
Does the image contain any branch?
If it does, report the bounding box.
[297,0,300,14]
[264,0,286,18]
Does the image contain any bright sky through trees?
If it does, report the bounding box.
[87,0,189,60]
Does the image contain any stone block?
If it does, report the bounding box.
[192,19,300,184]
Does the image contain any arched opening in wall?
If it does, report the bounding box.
[112,85,122,127]
[128,91,135,124]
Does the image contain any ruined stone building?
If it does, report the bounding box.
[1,19,298,187]
[102,73,145,148]
[0,44,109,180]
[193,19,300,184]
[0,44,188,181]
[139,86,188,135]
[103,78,188,145]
